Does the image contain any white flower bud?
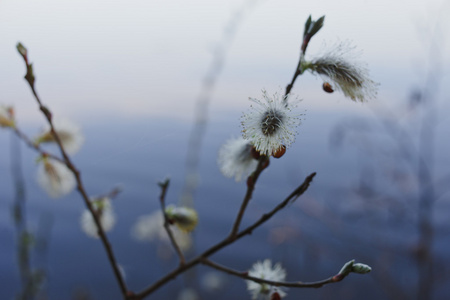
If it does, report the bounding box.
[80,197,116,238]
[241,90,303,156]
[165,205,198,233]
[0,106,14,128]
[352,263,372,274]
[35,118,84,155]
[36,157,76,198]
[338,259,355,275]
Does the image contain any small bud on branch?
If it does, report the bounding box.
[302,15,325,53]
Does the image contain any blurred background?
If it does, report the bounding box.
[1,0,449,299]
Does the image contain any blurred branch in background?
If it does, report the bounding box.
[181,0,262,207]
[327,13,449,299]
[16,42,130,297]
[11,128,51,300]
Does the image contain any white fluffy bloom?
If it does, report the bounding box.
[36,158,76,198]
[0,105,14,128]
[80,197,116,238]
[131,211,192,251]
[307,41,378,102]
[241,90,302,156]
[177,288,200,300]
[247,259,287,300]
[218,137,258,181]
[36,118,85,155]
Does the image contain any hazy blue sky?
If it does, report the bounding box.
[1,0,448,124]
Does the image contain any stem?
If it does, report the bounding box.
[131,173,316,299]
[20,60,129,297]
[285,49,307,98]
[229,157,268,237]
[158,182,185,265]
[12,127,64,163]
[201,258,348,288]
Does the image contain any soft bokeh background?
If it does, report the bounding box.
[1,0,449,299]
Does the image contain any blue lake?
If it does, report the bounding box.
[1,108,449,300]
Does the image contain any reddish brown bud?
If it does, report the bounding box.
[332,274,344,282]
[271,292,281,300]
[272,145,286,158]
[323,82,334,93]
[250,146,261,160]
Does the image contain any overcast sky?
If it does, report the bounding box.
[0,0,448,124]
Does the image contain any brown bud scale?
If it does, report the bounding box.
[323,82,334,93]
[272,145,286,158]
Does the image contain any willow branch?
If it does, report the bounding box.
[229,156,269,237]
[158,180,185,265]
[130,172,316,299]
[285,53,304,97]
[236,172,316,239]
[18,50,129,298]
[12,126,64,163]
[201,258,348,288]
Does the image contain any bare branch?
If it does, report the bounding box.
[200,258,348,289]
[131,173,316,299]
[12,126,64,163]
[229,156,269,237]
[17,43,129,298]
[158,179,185,265]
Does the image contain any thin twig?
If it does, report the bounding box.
[201,258,348,288]
[12,126,64,163]
[158,181,185,265]
[285,54,304,97]
[235,172,316,240]
[18,51,129,298]
[130,173,316,299]
[229,156,269,237]
[285,25,315,97]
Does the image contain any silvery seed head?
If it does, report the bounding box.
[306,41,378,102]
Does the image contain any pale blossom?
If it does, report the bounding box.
[177,288,200,300]
[35,118,84,155]
[131,211,192,251]
[165,205,199,233]
[36,157,76,198]
[217,136,258,181]
[306,41,378,102]
[241,90,302,156]
[201,271,227,292]
[247,259,287,300]
[0,105,14,128]
[80,197,116,238]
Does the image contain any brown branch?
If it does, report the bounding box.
[12,126,64,163]
[130,172,316,299]
[285,15,321,98]
[236,172,316,240]
[18,48,129,298]
[285,54,304,97]
[200,258,348,289]
[229,156,269,237]
[158,180,185,265]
